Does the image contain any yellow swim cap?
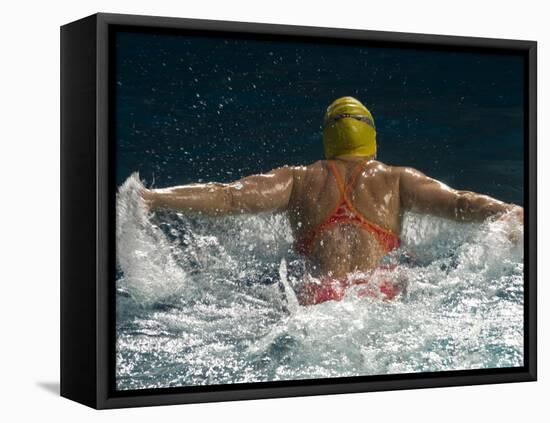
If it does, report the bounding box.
[323,96,377,159]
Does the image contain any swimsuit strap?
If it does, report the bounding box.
[345,160,369,197]
[327,160,369,202]
[327,160,401,252]
[327,160,347,198]
[295,160,400,256]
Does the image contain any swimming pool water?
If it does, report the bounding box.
[115,174,523,390]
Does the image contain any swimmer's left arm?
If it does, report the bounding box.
[141,166,295,215]
[398,167,523,223]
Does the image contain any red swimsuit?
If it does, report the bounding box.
[295,160,402,306]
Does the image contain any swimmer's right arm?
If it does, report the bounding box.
[398,167,523,223]
[141,166,295,215]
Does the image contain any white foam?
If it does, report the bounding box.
[115,174,524,389]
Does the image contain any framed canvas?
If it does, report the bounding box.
[60,12,537,409]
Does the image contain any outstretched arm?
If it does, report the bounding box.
[398,167,523,222]
[141,166,295,215]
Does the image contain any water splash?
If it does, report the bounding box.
[116,173,524,390]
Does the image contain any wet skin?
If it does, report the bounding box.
[142,155,523,278]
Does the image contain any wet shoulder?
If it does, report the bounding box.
[379,163,428,183]
[291,160,326,179]
[363,160,400,181]
[288,161,327,195]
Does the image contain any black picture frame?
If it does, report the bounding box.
[60,12,537,409]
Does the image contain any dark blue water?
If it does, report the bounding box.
[114,30,524,205]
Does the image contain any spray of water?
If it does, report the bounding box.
[116,173,524,390]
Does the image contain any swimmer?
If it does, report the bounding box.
[141,97,524,305]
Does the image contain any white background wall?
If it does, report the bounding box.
[1,0,546,421]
